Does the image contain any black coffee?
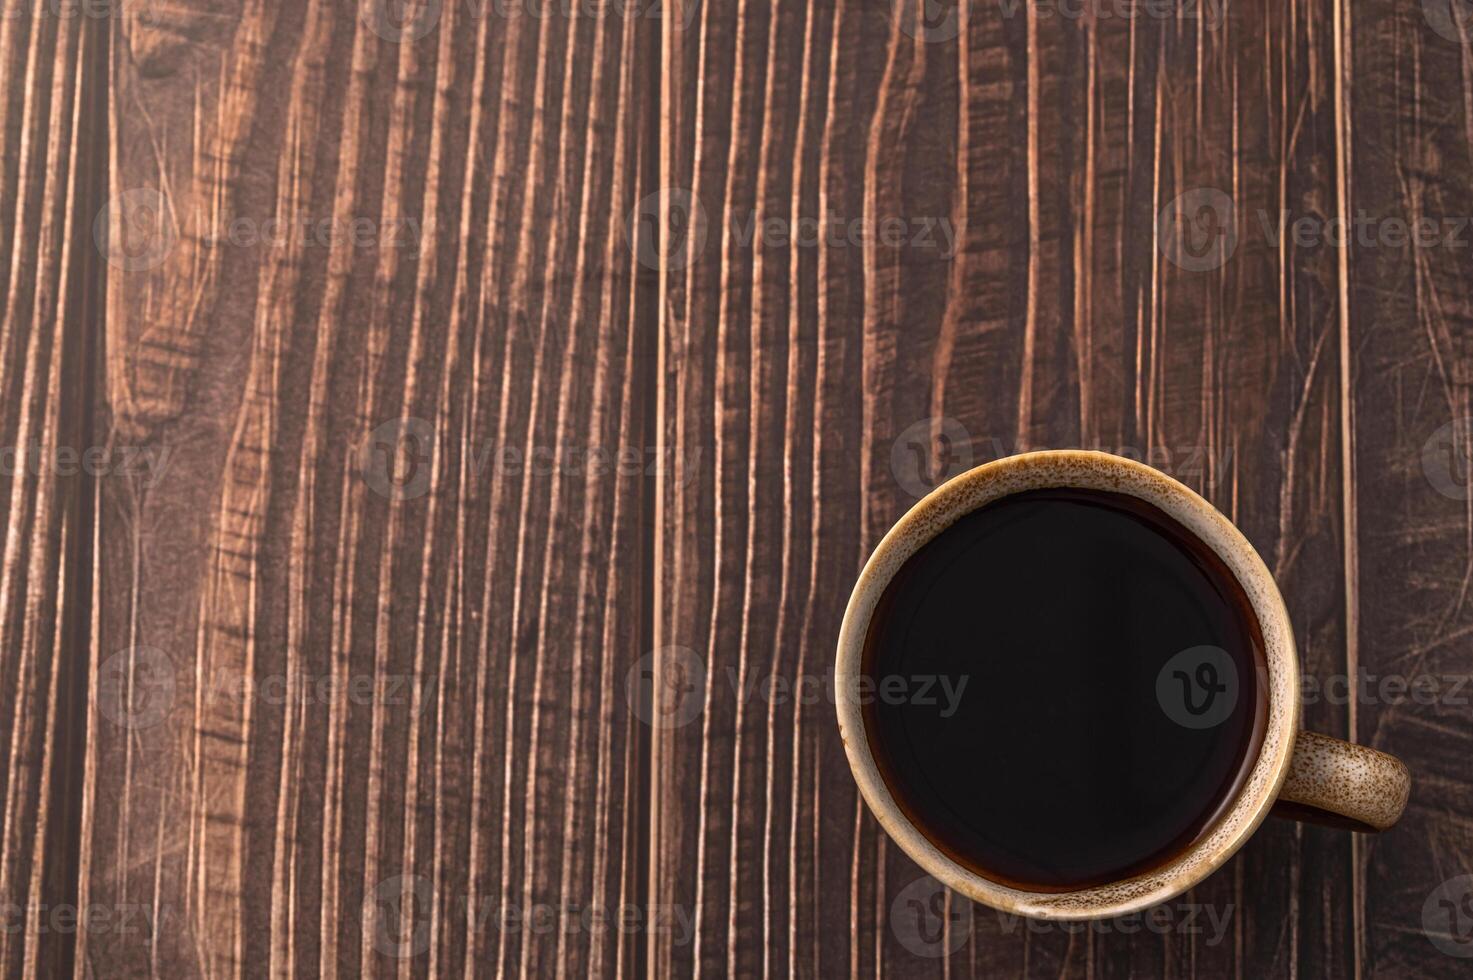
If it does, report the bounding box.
[861,487,1267,891]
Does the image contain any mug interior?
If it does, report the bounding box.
[835,450,1300,920]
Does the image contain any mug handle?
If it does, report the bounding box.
[1271,731,1411,831]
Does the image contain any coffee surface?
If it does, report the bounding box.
[861,488,1267,891]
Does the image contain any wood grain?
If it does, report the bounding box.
[1347,4,1473,978]
[76,3,656,977]
[0,0,1467,977]
[0,5,102,978]
[652,0,1365,976]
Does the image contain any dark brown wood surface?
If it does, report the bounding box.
[0,4,103,977]
[0,0,1470,976]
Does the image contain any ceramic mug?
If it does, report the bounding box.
[835,449,1410,920]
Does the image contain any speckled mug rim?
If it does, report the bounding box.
[835,450,1301,921]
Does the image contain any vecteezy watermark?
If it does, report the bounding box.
[364,874,434,959]
[201,670,434,713]
[890,417,975,499]
[463,443,699,485]
[888,419,1234,498]
[625,188,707,272]
[356,418,439,501]
[361,0,702,43]
[993,901,1235,943]
[1156,645,1238,729]
[888,874,1233,958]
[0,0,188,21]
[1300,670,1472,708]
[94,649,435,732]
[94,188,178,272]
[892,0,1223,43]
[363,874,695,959]
[996,0,1223,26]
[0,902,171,936]
[760,671,970,716]
[892,0,972,41]
[372,0,704,40]
[0,442,172,487]
[93,188,426,271]
[1254,210,1473,251]
[626,646,706,729]
[624,656,971,730]
[354,417,703,501]
[94,646,176,731]
[1162,188,1473,271]
[724,211,955,258]
[1422,418,1473,501]
[890,876,971,958]
[459,897,693,947]
[624,188,956,271]
[0,0,122,18]
[1423,874,1473,958]
[199,214,426,252]
[1424,0,1473,44]
[361,0,443,41]
[1158,187,1239,272]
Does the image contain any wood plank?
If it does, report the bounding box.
[0,0,1461,977]
[0,6,102,978]
[1346,3,1473,978]
[76,4,657,977]
[652,0,1361,976]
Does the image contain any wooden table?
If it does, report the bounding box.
[2,0,1470,976]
